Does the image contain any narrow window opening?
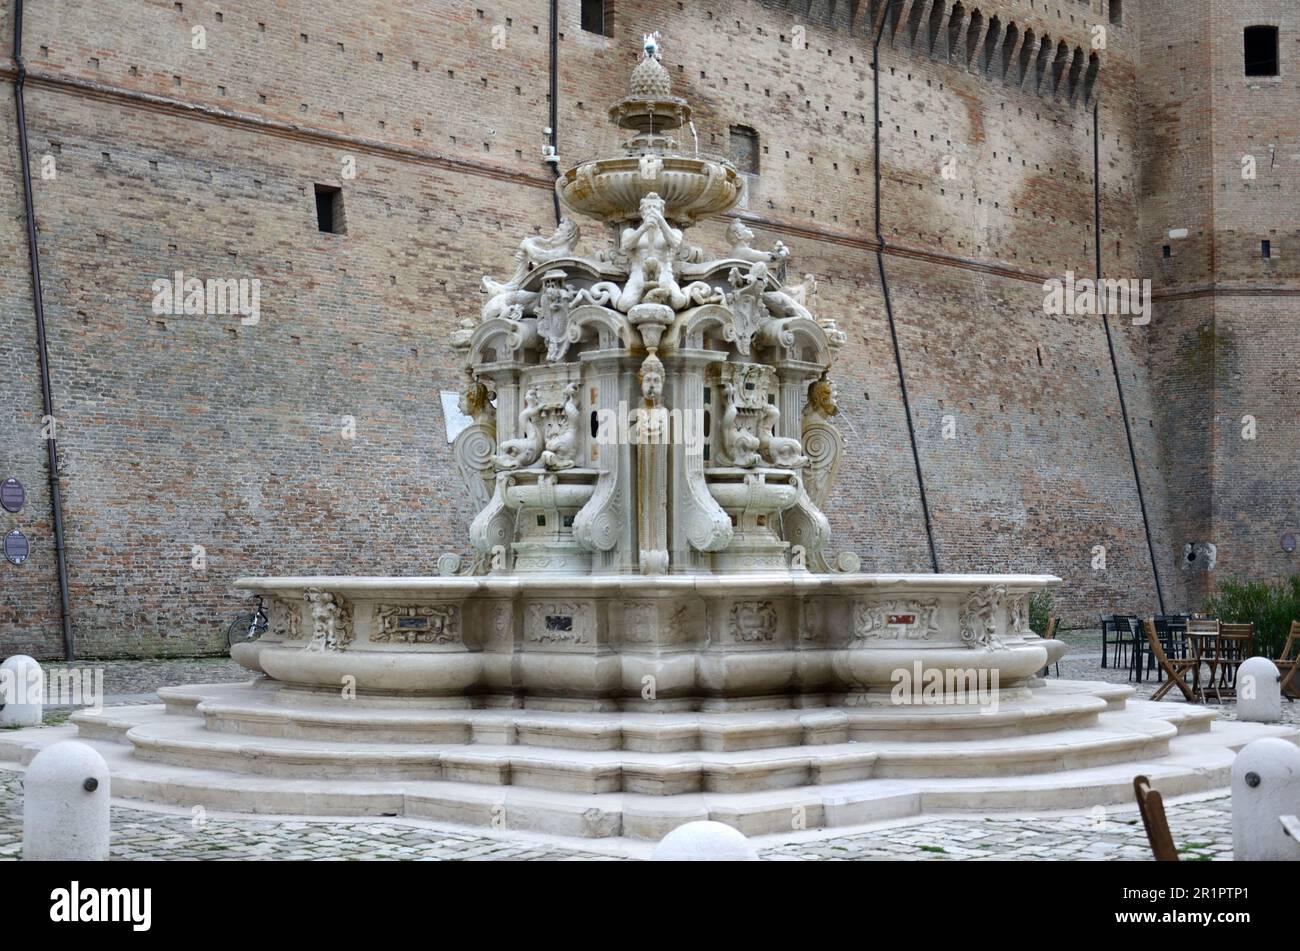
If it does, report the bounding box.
[314,184,346,234]
[1244,26,1279,77]
[1261,240,1272,259]
[1108,0,1122,27]
[1161,245,1172,259]
[581,0,610,37]
[729,125,760,175]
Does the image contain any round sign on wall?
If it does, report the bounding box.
[4,530,29,566]
[1283,532,1297,554]
[0,478,23,513]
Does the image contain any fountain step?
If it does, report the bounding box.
[116,703,1183,794]
[123,680,1156,751]
[5,717,1294,841]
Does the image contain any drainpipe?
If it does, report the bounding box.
[12,0,75,659]
[547,0,561,224]
[1093,102,1166,613]
[873,2,941,573]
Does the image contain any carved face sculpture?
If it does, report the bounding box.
[726,219,754,247]
[809,377,838,416]
[639,192,667,222]
[459,378,488,418]
[550,218,578,248]
[640,357,665,402]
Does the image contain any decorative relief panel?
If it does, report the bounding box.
[959,585,1006,650]
[621,601,660,644]
[303,588,354,653]
[853,600,940,641]
[801,600,823,641]
[266,597,301,641]
[1008,595,1029,637]
[730,600,778,643]
[526,600,593,644]
[373,604,461,644]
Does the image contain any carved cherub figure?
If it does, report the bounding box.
[481,219,580,320]
[784,273,818,313]
[718,381,762,468]
[759,402,809,469]
[540,382,580,470]
[726,219,788,266]
[493,388,544,469]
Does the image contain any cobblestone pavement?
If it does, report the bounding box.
[0,771,618,861]
[0,650,1282,860]
[0,767,1231,861]
[41,657,247,711]
[760,798,1233,861]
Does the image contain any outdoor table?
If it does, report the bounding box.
[1186,631,1252,703]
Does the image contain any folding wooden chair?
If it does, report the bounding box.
[1186,618,1221,703]
[1143,619,1197,702]
[1277,620,1300,701]
[1134,775,1178,861]
[1216,622,1255,695]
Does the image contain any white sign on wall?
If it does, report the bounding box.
[440,390,474,444]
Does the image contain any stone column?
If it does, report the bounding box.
[575,349,638,572]
[666,348,729,573]
[775,360,823,442]
[482,362,524,443]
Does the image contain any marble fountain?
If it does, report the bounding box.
[5,36,1292,844]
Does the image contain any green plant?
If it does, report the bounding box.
[1028,590,1055,636]
[1204,575,1300,658]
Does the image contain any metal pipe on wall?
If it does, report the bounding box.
[548,0,561,224]
[12,0,75,659]
[1093,101,1166,614]
[873,1,941,573]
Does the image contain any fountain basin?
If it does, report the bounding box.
[233,573,1062,710]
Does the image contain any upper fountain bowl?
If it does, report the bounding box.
[556,154,743,226]
[556,34,744,226]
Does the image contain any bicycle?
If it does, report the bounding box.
[226,595,269,649]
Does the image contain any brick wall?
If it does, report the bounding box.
[0,0,1293,656]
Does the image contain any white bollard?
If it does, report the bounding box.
[651,820,760,861]
[0,654,43,727]
[23,741,111,861]
[1232,737,1300,861]
[1237,656,1282,722]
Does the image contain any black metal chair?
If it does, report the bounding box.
[1116,615,1146,682]
[1165,615,1189,656]
[1101,614,1131,670]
